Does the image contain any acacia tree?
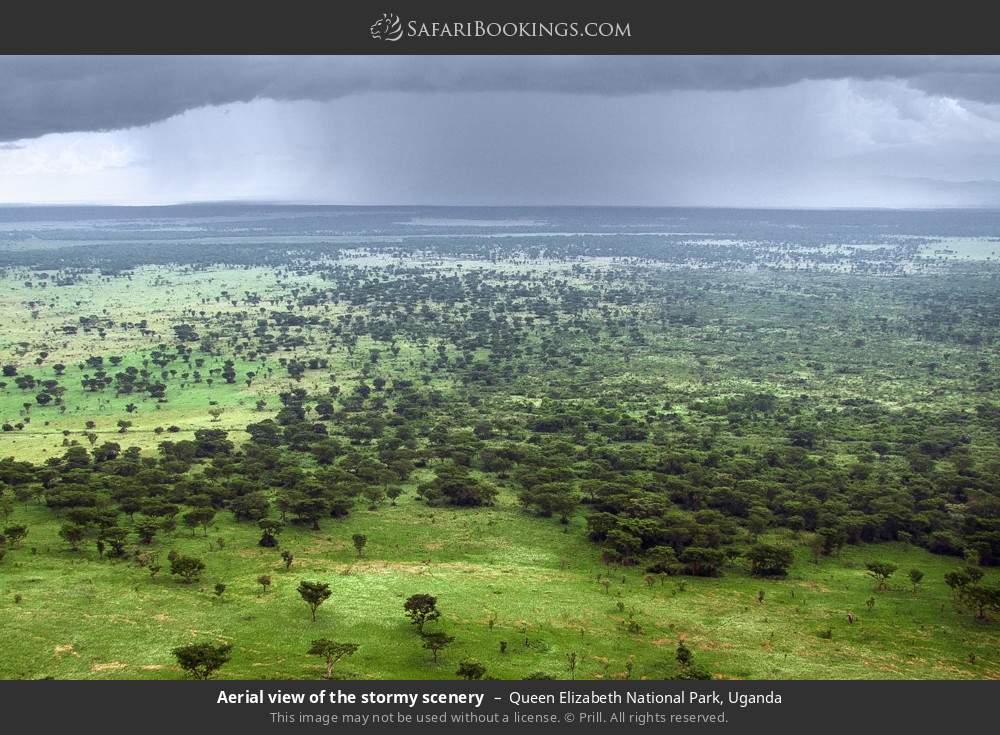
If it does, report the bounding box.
[0,495,13,524]
[675,640,712,680]
[945,567,1000,620]
[183,508,215,537]
[99,527,129,558]
[258,519,283,548]
[172,642,232,680]
[747,543,794,578]
[421,631,454,663]
[59,523,85,551]
[289,495,327,530]
[404,593,440,632]
[308,639,359,679]
[170,554,206,583]
[605,528,642,564]
[963,585,1000,620]
[865,561,898,591]
[135,521,159,545]
[298,580,332,622]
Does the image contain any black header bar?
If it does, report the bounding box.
[1,0,999,54]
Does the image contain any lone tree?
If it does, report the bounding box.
[404,593,440,632]
[352,534,367,558]
[258,519,283,548]
[298,580,332,622]
[281,550,294,570]
[257,574,272,594]
[676,641,693,667]
[308,639,359,679]
[675,640,711,680]
[909,568,924,593]
[456,660,486,680]
[421,631,454,663]
[746,543,794,578]
[865,561,898,591]
[170,554,206,584]
[172,642,232,680]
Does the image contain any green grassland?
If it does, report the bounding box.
[4,492,998,680]
[1,254,998,680]
[0,268,296,462]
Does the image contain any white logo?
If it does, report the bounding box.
[370,12,403,41]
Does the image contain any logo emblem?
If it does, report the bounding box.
[370,12,403,41]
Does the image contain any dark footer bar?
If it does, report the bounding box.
[1,680,992,733]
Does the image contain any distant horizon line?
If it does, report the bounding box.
[2,201,1000,213]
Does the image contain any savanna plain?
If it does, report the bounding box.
[0,206,998,680]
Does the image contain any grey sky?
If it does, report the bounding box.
[2,55,1000,207]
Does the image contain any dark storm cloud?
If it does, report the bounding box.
[3,55,1000,141]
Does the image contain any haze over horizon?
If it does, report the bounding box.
[4,56,1000,208]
